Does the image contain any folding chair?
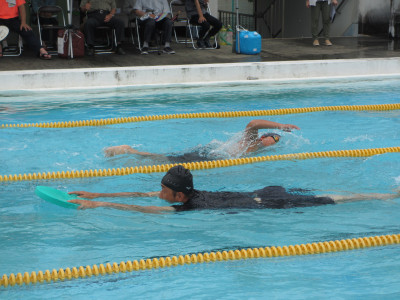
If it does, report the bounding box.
[134,17,163,54]
[169,0,190,44]
[37,5,66,55]
[127,13,137,46]
[2,33,23,56]
[93,26,117,54]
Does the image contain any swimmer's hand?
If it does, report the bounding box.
[281,124,300,132]
[68,191,101,199]
[69,199,102,210]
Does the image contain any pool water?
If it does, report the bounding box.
[1,77,400,299]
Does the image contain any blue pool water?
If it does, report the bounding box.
[1,77,400,299]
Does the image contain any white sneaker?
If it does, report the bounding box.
[0,26,9,42]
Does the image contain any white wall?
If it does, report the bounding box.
[254,0,360,38]
[209,0,219,15]
[218,0,253,15]
[283,0,359,38]
[359,0,391,22]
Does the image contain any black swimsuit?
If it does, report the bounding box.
[165,152,211,163]
[172,186,335,211]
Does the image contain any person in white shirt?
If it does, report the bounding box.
[133,0,175,54]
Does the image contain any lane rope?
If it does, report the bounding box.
[1,103,399,129]
[1,234,399,288]
[1,147,399,182]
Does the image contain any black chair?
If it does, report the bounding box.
[127,13,137,47]
[37,5,66,54]
[92,26,117,54]
[169,0,190,45]
[2,32,23,56]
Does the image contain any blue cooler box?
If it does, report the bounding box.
[235,31,261,55]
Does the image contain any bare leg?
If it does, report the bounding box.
[104,145,137,157]
[104,145,166,158]
[322,191,400,204]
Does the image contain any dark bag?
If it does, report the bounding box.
[57,29,85,58]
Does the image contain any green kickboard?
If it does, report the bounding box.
[35,186,82,209]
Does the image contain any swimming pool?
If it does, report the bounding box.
[1,76,400,298]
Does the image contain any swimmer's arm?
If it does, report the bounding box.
[68,191,160,199]
[245,119,300,137]
[69,199,175,214]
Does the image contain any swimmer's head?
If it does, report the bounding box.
[161,165,194,195]
[260,133,281,147]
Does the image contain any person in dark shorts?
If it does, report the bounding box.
[104,119,300,159]
[69,166,400,214]
[185,0,222,49]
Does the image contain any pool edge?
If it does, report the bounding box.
[1,58,400,91]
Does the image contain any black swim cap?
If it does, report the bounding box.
[161,165,194,195]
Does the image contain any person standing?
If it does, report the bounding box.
[306,0,338,46]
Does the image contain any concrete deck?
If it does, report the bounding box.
[1,36,400,71]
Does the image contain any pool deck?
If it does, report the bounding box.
[1,36,400,90]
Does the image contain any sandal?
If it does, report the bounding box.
[39,49,51,60]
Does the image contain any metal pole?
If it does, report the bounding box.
[67,0,72,25]
[67,0,74,58]
[389,0,395,38]
[236,0,240,53]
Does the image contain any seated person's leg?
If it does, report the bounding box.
[84,17,102,52]
[157,18,174,54]
[204,13,222,37]
[107,16,125,54]
[139,18,156,49]
[9,17,49,58]
[189,15,210,48]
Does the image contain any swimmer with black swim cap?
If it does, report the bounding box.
[69,166,400,214]
[104,119,299,158]
[161,165,194,197]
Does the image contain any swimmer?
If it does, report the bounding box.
[104,119,300,159]
[69,166,400,214]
